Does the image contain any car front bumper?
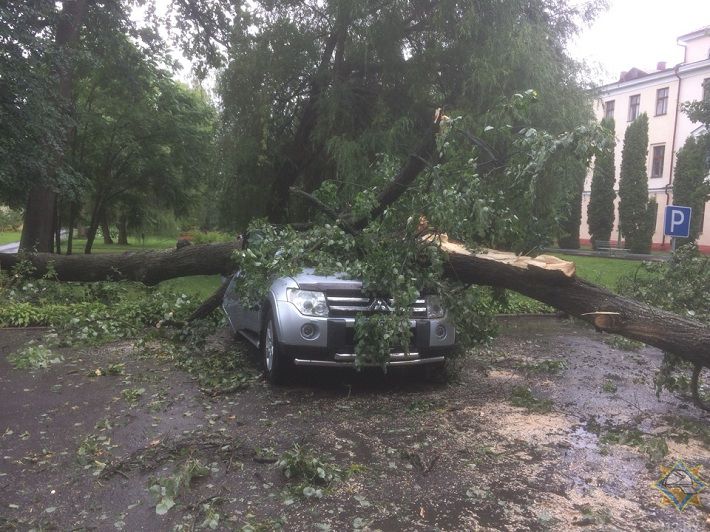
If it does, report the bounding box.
[272,299,455,367]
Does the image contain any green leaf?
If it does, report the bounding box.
[155,497,175,515]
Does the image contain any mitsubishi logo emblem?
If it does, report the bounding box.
[372,299,390,312]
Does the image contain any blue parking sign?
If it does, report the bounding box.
[664,205,692,238]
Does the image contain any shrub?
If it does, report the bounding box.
[0,206,23,231]
[617,244,709,397]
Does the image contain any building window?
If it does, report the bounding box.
[628,94,640,121]
[704,78,710,101]
[604,100,615,119]
[655,87,669,115]
[651,145,665,178]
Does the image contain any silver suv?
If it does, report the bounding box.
[222,250,455,384]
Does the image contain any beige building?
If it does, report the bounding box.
[580,27,710,253]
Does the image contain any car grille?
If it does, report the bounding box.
[325,290,427,318]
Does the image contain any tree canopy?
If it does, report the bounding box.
[206,0,599,238]
[2,0,216,252]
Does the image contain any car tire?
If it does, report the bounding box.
[261,311,290,384]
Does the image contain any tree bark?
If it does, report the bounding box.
[84,199,103,254]
[117,214,128,245]
[441,249,710,367]
[20,186,57,252]
[101,213,114,244]
[54,197,62,255]
[0,243,236,285]
[66,202,78,255]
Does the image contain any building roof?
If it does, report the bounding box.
[677,26,710,44]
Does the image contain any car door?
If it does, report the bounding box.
[223,270,263,334]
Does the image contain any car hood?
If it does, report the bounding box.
[290,268,363,292]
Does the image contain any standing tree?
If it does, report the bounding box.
[673,134,710,245]
[587,117,616,249]
[192,0,599,232]
[619,113,654,254]
[557,156,588,249]
[674,78,710,246]
[0,2,64,211]
[18,0,89,252]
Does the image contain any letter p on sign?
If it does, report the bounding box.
[664,205,692,238]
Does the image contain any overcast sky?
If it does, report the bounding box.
[568,0,710,84]
[136,0,710,88]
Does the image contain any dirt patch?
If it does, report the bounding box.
[1,317,708,530]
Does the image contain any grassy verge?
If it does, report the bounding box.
[69,236,177,254]
[497,254,646,315]
[158,276,222,299]
[0,231,21,245]
[551,254,644,291]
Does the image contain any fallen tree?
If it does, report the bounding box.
[0,242,236,285]
[2,111,708,383]
[2,239,709,367]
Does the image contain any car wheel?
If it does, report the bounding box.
[261,311,289,384]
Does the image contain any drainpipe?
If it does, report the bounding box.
[664,62,683,248]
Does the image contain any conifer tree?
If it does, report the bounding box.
[673,134,710,245]
[587,117,616,248]
[558,157,587,249]
[619,113,654,253]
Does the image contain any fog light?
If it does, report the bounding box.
[301,323,318,339]
[435,324,447,339]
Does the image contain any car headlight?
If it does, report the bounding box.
[426,295,445,319]
[287,289,329,317]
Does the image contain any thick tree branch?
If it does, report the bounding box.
[289,187,358,236]
[441,248,710,366]
[0,243,238,285]
[187,276,231,322]
[4,240,709,368]
[344,116,442,230]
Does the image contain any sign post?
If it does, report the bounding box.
[663,205,692,252]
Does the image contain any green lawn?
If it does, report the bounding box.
[158,275,222,299]
[0,231,21,245]
[552,253,645,290]
[53,235,222,300]
[68,235,177,254]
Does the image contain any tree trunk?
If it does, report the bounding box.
[0,243,236,285]
[2,242,709,366]
[84,198,104,254]
[117,214,128,245]
[441,249,710,367]
[266,27,342,222]
[19,0,88,253]
[54,197,62,255]
[20,186,56,252]
[101,213,113,245]
[66,202,78,255]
